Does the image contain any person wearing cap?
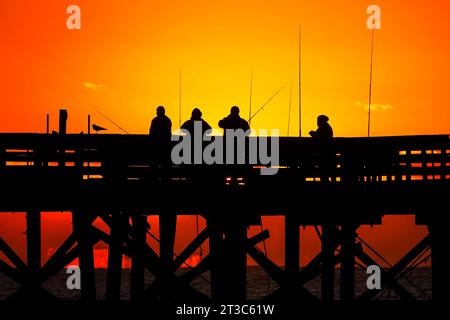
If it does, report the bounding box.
[149,106,172,142]
[181,108,212,137]
[218,106,250,132]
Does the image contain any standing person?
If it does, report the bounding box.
[181,108,211,137]
[149,106,172,165]
[218,106,250,132]
[309,115,335,181]
[219,106,251,174]
[149,106,172,142]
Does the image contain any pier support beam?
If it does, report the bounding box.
[208,219,247,302]
[27,211,41,273]
[429,221,446,304]
[130,214,147,301]
[208,220,224,302]
[26,210,41,295]
[160,211,177,301]
[321,225,335,302]
[106,211,128,300]
[340,224,356,302]
[285,215,300,299]
[72,210,96,300]
[223,223,247,301]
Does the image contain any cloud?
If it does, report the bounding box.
[355,101,394,111]
[83,81,105,90]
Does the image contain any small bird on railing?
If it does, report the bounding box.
[92,124,107,133]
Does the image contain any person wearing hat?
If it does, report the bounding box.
[181,108,212,137]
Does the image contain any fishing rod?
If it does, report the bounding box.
[287,82,292,136]
[298,25,302,138]
[367,29,375,137]
[248,86,284,122]
[179,68,182,129]
[91,107,130,134]
[248,68,253,126]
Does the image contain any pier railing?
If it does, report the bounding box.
[1,133,448,184]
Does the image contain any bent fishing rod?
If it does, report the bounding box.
[248,86,284,122]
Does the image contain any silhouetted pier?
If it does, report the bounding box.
[0,133,448,304]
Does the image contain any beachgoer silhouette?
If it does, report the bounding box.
[181,108,211,137]
[218,106,250,132]
[309,115,335,180]
[149,106,172,142]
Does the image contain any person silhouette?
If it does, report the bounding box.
[309,115,335,181]
[149,106,172,142]
[149,106,172,165]
[218,106,250,132]
[309,115,333,141]
[181,108,211,137]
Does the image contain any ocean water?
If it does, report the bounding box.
[0,266,431,300]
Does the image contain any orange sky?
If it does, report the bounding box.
[0,0,446,268]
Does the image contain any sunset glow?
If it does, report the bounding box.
[1,0,448,267]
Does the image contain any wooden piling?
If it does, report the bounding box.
[429,221,445,304]
[72,210,96,300]
[159,211,177,301]
[340,224,356,302]
[26,210,41,295]
[207,220,224,302]
[285,214,300,299]
[106,211,128,300]
[130,214,147,301]
[285,215,300,274]
[26,211,41,273]
[223,223,247,301]
[321,225,335,302]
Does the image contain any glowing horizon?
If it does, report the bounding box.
[0,0,447,268]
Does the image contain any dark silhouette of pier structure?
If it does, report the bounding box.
[0,130,448,304]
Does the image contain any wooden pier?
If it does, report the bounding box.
[0,133,448,304]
